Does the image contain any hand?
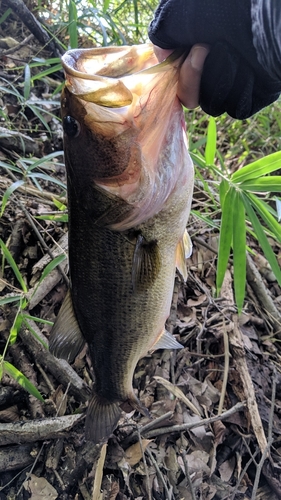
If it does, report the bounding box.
[154,44,209,109]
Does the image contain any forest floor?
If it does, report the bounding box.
[0,3,281,500]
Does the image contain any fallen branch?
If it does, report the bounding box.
[5,0,63,57]
[0,414,82,446]
[246,254,281,336]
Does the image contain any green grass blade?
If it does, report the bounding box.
[205,117,217,165]
[217,186,235,294]
[31,63,63,82]
[232,192,246,313]
[239,176,281,192]
[22,319,49,350]
[231,151,281,183]
[242,193,281,286]
[68,0,78,49]
[9,310,23,345]
[39,254,67,285]
[0,239,27,293]
[1,179,25,216]
[29,173,67,190]
[246,193,281,243]
[4,361,44,401]
[27,105,51,133]
[0,295,23,306]
[24,64,31,100]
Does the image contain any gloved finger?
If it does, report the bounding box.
[177,44,209,108]
[199,42,255,118]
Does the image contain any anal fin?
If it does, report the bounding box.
[150,329,183,351]
[49,290,85,363]
[85,393,121,443]
[176,229,192,281]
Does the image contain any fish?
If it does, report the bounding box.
[49,43,194,443]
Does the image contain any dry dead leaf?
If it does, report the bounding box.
[154,376,201,416]
[125,439,151,466]
[23,474,58,499]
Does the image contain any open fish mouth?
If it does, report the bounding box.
[61,44,184,107]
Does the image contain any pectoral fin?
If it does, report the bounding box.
[150,329,183,351]
[176,230,192,281]
[132,234,160,292]
[49,290,85,363]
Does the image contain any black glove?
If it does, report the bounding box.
[149,0,281,119]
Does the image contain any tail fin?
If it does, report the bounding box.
[85,393,121,444]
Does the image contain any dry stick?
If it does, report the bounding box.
[217,320,230,415]
[19,321,90,403]
[142,401,246,439]
[231,316,268,455]
[5,0,63,57]
[0,34,34,55]
[145,446,172,500]
[251,366,277,500]
[137,428,152,500]
[246,254,281,336]
[181,449,196,500]
[230,449,260,500]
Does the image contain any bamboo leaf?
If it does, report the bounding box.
[4,361,44,401]
[68,0,78,49]
[0,239,28,293]
[205,117,217,165]
[219,179,229,209]
[247,193,281,243]
[242,193,281,286]
[239,176,281,192]
[231,151,281,183]
[232,192,246,313]
[1,179,25,216]
[217,187,235,294]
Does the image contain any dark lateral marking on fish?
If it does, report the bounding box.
[132,234,160,292]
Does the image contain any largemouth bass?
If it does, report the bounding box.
[49,44,194,443]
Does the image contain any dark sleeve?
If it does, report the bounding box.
[149,0,281,119]
[251,0,281,80]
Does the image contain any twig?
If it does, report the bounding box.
[218,319,229,415]
[137,428,152,500]
[230,449,260,500]
[251,366,277,499]
[0,414,82,445]
[181,449,196,500]
[143,401,246,439]
[5,0,63,57]
[246,254,281,336]
[19,320,90,403]
[0,34,34,55]
[145,446,172,500]
[140,411,174,434]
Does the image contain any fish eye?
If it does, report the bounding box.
[63,116,81,138]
